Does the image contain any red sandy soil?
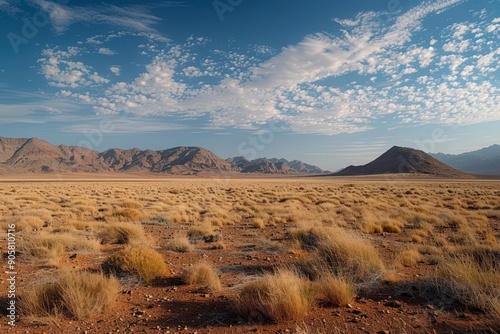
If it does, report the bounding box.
[1,177,499,334]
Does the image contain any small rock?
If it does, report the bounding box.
[385,300,402,308]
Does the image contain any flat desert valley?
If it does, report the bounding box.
[1,176,499,333]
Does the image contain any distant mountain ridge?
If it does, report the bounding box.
[431,145,500,175]
[0,136,326,175]
[333,146,471,178]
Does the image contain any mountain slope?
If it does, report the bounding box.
[431,145,500,175]
[2,138,106,173]
[226,156,326,174]
[333,146,471,177]
[0,136,322,175]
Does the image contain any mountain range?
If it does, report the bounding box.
[333,146,471,178]
[0,136,327,175]
[431,145,500,175]
[1,136,498,177]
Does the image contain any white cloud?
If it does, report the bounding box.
[443,39,470,53]
[62,118,187,134]
[0,0,18,14]
[44,0,500,135]
[32,0,165,34]
[39,47,109,88]
[98,47,117,56]
[110,66,121,76]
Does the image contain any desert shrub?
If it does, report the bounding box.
[22,232,101,260]
[236,268,314,322]
[187,223,214,238]
[166,236,193,253]
[381,219,402,233]
[119,200,143,209]
[21,269,119,319]
[252,218,265,229]
[316,274,356,306]
[4,215,45,232]
[289,227,384,281]
[97,222,146,245]
[436,249,500,319]
[109,246,168,283]
[107,208,144,222]
[181,261,221,292]
[361,221,383,234]
[397,249,423,267]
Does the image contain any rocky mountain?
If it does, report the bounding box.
[431,144,500,175]
[333,146,471,177]
[225,156,326,174]
[0,136,323,175]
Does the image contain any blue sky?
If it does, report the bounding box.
[0,0,498,171]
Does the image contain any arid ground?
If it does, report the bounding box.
[1,176,499,333]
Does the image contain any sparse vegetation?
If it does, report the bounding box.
[21,269,119,319]
[97,222,146,245]
[316,274,356,306]
[4,179,499,332]
[436,247,500,319]
[181,261,222,292]
[236,268,314,322]
[166,236,193,252]
[109,246,168,283]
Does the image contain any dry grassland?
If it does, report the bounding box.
[0,178,499,333]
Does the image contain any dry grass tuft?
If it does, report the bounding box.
[236,268,314,322]
[181,261,222,292]
[97,222,146,245]
[4,215,45,232]
[436,247,500,319]
[22,232,101,260]
[290,227,384,281]
[316,274,356,306]
[107,208,144,222]
[397,249,423,268]
[166,236,193,253]
[109,246,168,283]
[21,269,119,319]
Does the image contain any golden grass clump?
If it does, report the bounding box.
[22,232,101,260]
[107,208,144,222]
[119,200,143,209]
[381,219,403,233]
[4,215,45,232]
[166,236,193,253]
[109,245,168,283]
[21,269,119,319]
[316,275,356,306]
[181,261,222,292]
[236,268,314,322]
[97,222,146,245]
[187,223,215,240]
[290,227,384,281]
[436,248,500,319]
[251,218,266,229]
[397,249,423,268]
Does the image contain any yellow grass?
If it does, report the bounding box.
[436,248,500,319]
[236,268,314,322]
[97,222,146,245]
[166,236,193,253]
[21,232,101,260]
[109,245,169,283]
[181,261,222,292]
[316,274,356,306]
[289,227,384,281]
[21,269,119,319]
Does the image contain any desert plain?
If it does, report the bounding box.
[1,176,499,334]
